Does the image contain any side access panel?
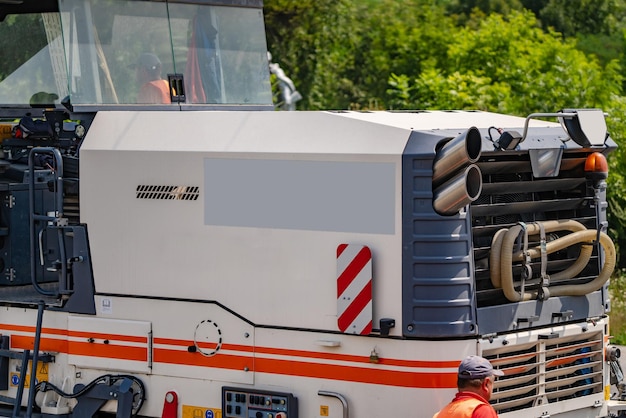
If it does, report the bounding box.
[401,131,478,338]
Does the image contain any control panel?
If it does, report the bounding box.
[222,387,298,418]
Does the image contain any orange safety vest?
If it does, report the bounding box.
[138,80,172,104]
[433,397,486,418]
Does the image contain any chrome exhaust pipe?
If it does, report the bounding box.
[432,127,482,187]
[433,164,483,216]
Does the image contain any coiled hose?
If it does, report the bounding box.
[490,220,616,302]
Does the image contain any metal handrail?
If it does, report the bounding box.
[520,112,577,143]
[28,147,67,297]
[318,390,349,418]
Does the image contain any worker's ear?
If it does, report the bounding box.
[481,377,491,392]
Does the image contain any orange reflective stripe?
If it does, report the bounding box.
[10,335,68,353]
[1,323,460,389]
[252,345,459,368]
[254,356,456,388]
[67,330,147,343]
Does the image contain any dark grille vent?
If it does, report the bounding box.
[136,185,199,201]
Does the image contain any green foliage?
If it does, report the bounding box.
[265,2,625,113]
[576,33,624,65]
[0,14,46,79]
[264,0,456,110]
[389,69,511,111]
[449,0,626,38]
[389,11,623,114]
[538,0,623,37]
[606,95,626,266]
[347,1,454,109]
[610,269,626,344]
[446,0,524,23]
[264,0,360,109]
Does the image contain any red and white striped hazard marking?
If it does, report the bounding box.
[337,244,372,335]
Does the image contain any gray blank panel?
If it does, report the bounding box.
[204,158,395,234]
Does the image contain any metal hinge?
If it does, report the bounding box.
[4,194,14,209]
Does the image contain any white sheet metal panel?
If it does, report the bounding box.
[80,111,407,333]
[67,316,151,373]
[79,110,411,154]
[93,296,255,385]
[334,109,559,130]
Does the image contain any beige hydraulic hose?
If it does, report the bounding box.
[490,220,587,288]
[490,220,616,302]
[489,228,508,288]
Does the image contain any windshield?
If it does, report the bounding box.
[0,0,272,108]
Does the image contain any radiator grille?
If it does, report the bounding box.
[471,153,599,307]
[136,185,199,201]
[484,330,603,413]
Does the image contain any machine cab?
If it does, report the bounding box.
[0,0,273,112]
[0,0,273,312]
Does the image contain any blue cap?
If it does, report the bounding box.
[458,355,504,379]
[132,53,161,71]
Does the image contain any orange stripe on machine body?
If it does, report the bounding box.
[68,341,148,361]
[253,345,459,368]
[154,349,250,369]
[0,324,459,389]
[154,337,193,347]
[10,335,68,353]
[12,338,146,362]
[155,340,259,358]
[0,324,68,336]
[254,357,457,388]
[157,339,458,370]
[67,330,148,344]
[153,347,456,389]
[0,324,147,344]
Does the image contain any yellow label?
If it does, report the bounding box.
[182,405,222,418]
[9,360,49,388]
[605,384,611,400]
[0,124,14,140]
[320,405,329,416]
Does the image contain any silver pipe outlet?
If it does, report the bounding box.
[432,126,482,187]
[433,164,483,216]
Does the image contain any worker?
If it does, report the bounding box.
[433,355,503,418]
[134,53,172,104]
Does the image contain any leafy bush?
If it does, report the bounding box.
[611,269,626,344]
[387,11,623,114]
[606,95,626,266]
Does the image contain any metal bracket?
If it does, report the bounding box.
[552,310,573,321]
[72,377,136,418]
[516,316,539,327]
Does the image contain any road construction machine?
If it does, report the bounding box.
[0,0,623,417]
